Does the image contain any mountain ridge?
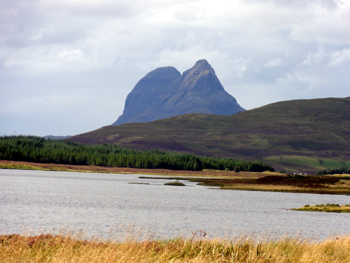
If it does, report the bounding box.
[70,96,350,173]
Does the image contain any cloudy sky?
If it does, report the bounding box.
[1,0,350,136]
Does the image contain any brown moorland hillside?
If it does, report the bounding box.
[70,97,350,173]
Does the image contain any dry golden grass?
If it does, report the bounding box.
[219,183,347,194]
[327,174,350,178]
[293,204,350,213]
[219,182,350,194]
[332,179,350,188]
[221,184,302,192]
[1,232,350,263]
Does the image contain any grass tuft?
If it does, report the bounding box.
[164,181,186,186]
[1,232,350,262]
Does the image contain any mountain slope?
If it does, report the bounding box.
[71,97,350,173]
[113,59,245,125]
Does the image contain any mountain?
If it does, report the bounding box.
[70,97,350,173]
[113,59,245,125]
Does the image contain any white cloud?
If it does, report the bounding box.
[329,47,350,66]
[264,58,284,68]
[300,47,327,66]
[1,0,350,136]
[290,4,350,44]
[230,58,250,77]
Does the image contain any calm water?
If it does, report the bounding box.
[1,169,350,239]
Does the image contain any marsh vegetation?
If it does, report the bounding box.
[141,173,350,195]
[293,204,350,213]
[164,181,186,186]
[1,232,350,263]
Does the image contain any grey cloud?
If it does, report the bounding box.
[1,0,350,136]
[0,0,134,49]
[40,0,135,17]
[242,0,341,9]
[0,1,43,48]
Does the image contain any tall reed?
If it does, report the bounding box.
[1,231,350,262]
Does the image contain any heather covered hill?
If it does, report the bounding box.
[113,59,245,125]
[71,97,350,173]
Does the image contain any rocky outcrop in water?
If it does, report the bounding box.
[113,59,245,125]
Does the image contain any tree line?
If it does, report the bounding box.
[317,167,350,175]
[0,136,274,172]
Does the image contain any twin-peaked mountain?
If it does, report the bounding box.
[113,59,245,125]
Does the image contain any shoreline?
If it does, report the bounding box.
[293,204,350,213]
[2,160,350,195]
[0,159,247,177]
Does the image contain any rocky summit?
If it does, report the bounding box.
[113,59,245,125]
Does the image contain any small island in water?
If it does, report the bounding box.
[292,204,350,213]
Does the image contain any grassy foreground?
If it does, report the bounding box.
[293,204,350,213]
[1,233,350,263]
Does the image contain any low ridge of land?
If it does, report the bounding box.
[70,97,350,173]
[293,204,350,213]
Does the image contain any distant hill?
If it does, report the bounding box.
[71,97,350,173]
[113,59,245,125]
[44,135,72,140]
